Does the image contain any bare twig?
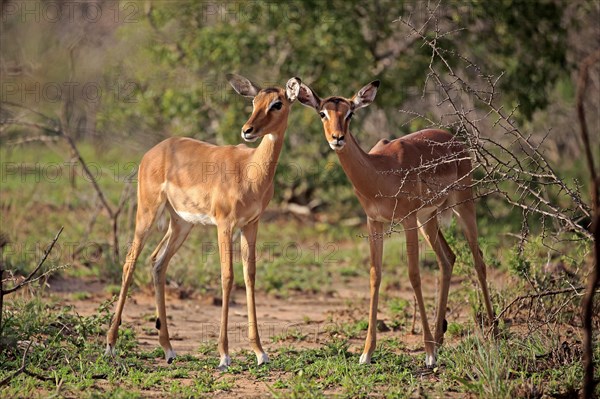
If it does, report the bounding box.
[394,13,593,243]
[0,120,60,135]
[1,101,125,263]
[4,135,61,146]
[390,11,599,361]
[60,123,115,221]
[0,101,59,126]
[489,286,591,336]
[71,199,102,261]
[0,341,32,386]
[3,227,64,295]
[22,368,55,382]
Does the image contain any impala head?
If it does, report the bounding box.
[298,80,380,151]
[227,74,301,142]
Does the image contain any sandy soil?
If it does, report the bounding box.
[48,269,492,398]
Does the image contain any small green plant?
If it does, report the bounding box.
[72,291,92,300]
[272,328,309,343]
[387,297,410,330]
[440,333,587,398]
[446,322,466,338]
[388,297,409,315]
[507,247,532,279]
[324,320,369,340]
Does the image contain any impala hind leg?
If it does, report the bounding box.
[418,211,456,362]
[241,221,268,365]
[360,218,383,364]
[106,198,164,356]
[150,213,192,363]
[217,225,234,370]
[453,195,496,332]
[405,217,436,368]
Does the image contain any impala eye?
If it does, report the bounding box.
[346,112,354,120]
[319,111,326,119]
[270,101,283,111]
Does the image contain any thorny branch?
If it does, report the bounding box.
[386,13,593,241]
[0,341,32,387]
[392,10,598,395]
[0,228,65,346]
[489,286,592,335]
[0,340,56,386]
[2,227,64,295]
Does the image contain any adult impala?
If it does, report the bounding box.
[105,74,301,369]
[298,80,495,367]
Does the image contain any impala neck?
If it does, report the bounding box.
[336,132,379,197]
[249,125,286,188]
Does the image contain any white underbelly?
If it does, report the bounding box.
[175,210,217,225]
[364,203,390,223]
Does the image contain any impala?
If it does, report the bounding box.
[105,74,301,369]
[298,80,495,367]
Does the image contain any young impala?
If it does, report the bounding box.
[298,80,495,367]
[105,74,301,369]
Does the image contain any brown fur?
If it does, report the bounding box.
[106,76,300,368]
[298,81,496,366]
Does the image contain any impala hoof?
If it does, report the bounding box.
[425,352,437,369]
[359,353,371,364]
[105,344,116,357]
[218,355,231,371]
[165,349,176,364]
[256,352,269,366]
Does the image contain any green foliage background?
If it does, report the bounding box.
[0,3,598,397]
[1,0,596,217]
[113,0,568,209]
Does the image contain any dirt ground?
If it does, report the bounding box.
[49,270,488,398]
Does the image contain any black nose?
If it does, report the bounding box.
[332,135,345,142]
[243,126,254,134]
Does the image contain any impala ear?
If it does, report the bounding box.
[297,83,321,110]
[351,80,380,110]
[226,73,261,98]
[285,77,301,103]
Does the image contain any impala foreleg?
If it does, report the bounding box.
[405,218,436,367]
[241,221,269,365]
[418,213,456,349]
[106,179,167,358]
[106,235,146,356]
[151,217,192,363]
[360,219,383,365]
[217,226,234,370]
